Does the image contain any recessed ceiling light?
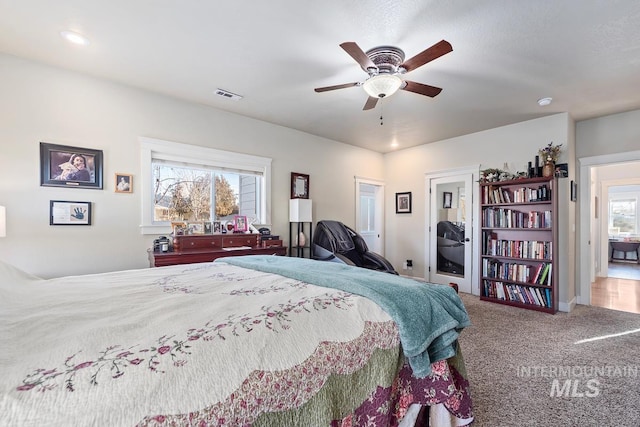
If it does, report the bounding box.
[537,97,552,107]
[60,30,90,46]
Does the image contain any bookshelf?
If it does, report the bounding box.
[480,176,558,313]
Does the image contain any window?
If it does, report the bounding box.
[359,184,377,233]
[140,137,271,235]
[609,198,637,234]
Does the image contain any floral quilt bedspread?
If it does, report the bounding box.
[0,259,472,426]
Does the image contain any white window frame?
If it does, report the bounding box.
[140,137,272,235]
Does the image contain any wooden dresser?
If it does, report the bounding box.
[148,233,287,267]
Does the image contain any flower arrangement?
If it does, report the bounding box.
[538,142,562,163]
[479,167,528,183]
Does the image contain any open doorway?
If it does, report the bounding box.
[579,155,640,314]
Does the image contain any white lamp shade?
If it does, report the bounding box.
[363,74,403,98]
[289,199,312,222]
[0,206,5,237]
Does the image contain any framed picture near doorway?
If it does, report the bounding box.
[443,192,453,209]
[395,192,412,214]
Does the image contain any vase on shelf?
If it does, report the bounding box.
[294,231,306,247]
[542,157,555,178]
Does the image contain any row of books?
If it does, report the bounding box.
[482,207,552,229]
[482,280,552,308]
[482,259,552,285]
[482,184,551,204]
[482,233,552,260]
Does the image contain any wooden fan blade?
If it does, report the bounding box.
[314,82,360,92]
[363,96,378,110]
[340,41,376,71]
[401,40,452,72]
[402,81,443,97]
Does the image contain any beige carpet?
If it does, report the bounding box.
[457,293,640,427]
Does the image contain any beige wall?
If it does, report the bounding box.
[575,110,640,304]
[0,54,384,277]
[384,113,577,309]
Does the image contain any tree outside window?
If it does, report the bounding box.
[153,164,255,222]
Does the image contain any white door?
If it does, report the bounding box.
[356,178,384,255]
[426,171,475,294]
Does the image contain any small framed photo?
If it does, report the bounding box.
[171,221,187,236]
[212,221,222,233]
[115,173,132,193]
[443,192,453,209]
[396,192,412,214]
[204,221,212,234]
[40,142,103,189]
[50,200,92,225]
[234,215,248,232]
[291,172,310,199]
[187,221,205,234]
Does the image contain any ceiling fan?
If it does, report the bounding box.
[314,40,452,110]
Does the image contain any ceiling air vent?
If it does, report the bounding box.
[214,88,243,101]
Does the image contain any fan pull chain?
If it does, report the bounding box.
[380,103,384,125]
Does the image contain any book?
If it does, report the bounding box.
[538,263,550,284]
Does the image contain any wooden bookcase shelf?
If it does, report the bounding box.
[479,176,558,313]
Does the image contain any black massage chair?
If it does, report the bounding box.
[312,220,398,275]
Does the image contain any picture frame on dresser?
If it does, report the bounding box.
[40,142,103,190]
[171,221,187,236]
[187,221,205,235]
[234,215,248,232]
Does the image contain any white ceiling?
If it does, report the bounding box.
[1,1,640,153]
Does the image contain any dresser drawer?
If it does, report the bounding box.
[222,234,258,247]
[173,235,223,251]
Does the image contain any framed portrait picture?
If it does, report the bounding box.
[212,221,221,233]
[396,192,412,214]
[40,142,103,189]
[291,172,309,199]
[204,221,212,234]
[50,200,92,225]
[115,173,132,193]
[443,192,453,209]
[234,215,248,232]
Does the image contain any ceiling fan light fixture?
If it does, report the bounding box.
[363,74,403,98]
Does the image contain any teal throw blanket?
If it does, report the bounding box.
[217,255,470,377]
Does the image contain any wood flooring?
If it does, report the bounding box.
[591,262,640,314]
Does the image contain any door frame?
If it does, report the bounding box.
[578,150,640,305]
[355,176,385,255]
[425,165,480,295]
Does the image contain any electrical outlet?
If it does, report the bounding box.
[406,259,413,270]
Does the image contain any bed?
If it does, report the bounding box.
[0,255,473,426]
